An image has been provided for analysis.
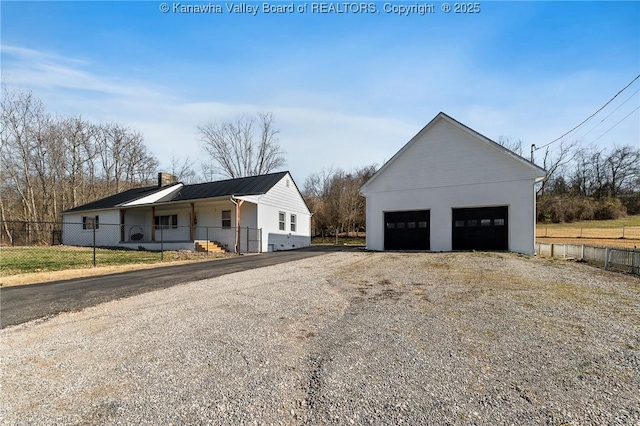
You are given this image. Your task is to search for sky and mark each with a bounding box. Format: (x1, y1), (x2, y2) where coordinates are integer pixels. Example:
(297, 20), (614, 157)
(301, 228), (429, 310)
(1, 0), (639, 186)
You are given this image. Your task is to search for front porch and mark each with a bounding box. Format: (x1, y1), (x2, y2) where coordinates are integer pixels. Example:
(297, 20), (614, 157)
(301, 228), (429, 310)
(117, 198), (261, 253)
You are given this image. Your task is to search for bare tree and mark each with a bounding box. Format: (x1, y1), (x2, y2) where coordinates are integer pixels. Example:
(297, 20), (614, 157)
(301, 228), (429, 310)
(535, 140), (578, 196)
(198, 112), (286, 179)
(605, 145), (640, 197)
(497, 136), (525, 157)
(166, 153), (199, 184)
(0, 87), (160, 241)
(303, 165), (377, 236)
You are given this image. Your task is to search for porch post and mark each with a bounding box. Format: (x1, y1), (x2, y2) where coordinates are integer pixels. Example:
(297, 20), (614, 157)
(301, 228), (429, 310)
(236, 200), (244, 254)
(151, 206), (156, 242)
(120, 209), (126, 242)
(190, 202), (195, 241)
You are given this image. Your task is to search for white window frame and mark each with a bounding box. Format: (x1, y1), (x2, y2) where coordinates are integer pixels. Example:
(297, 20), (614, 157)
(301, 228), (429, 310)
(290, 214), (296, 232)
(221, 210), (231, 228)
(279, 211), (286, 231)
(82, 215), (99, 230)
(155, 214), (178, 230)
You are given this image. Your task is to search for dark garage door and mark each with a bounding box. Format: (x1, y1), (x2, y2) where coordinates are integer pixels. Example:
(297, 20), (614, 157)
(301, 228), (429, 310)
(452, 206), (508, 251)
(384, 210), (430, 250)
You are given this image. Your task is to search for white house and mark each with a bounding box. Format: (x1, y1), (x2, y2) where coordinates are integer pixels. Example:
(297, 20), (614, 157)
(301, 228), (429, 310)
(360, 112), (546, 255)
(61, 171), (311, 253)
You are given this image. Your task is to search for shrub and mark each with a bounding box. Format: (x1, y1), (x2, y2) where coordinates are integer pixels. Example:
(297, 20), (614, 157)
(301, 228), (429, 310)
(537, 195), (626, 223)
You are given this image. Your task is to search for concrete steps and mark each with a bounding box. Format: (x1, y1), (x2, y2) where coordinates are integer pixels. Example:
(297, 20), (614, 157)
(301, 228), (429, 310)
(194, 240), (227, 253)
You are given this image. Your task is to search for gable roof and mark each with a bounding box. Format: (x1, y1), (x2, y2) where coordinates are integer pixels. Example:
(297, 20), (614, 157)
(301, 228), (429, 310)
(163, 171), (288, 202)
(62, 185), (160, 213)
(63, 171), (290, 214)
(361, 112), (547, 193)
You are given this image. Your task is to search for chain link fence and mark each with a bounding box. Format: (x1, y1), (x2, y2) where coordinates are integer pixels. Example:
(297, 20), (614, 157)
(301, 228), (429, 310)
(535, 242), (640, 275)
(1, 221), (262, 277)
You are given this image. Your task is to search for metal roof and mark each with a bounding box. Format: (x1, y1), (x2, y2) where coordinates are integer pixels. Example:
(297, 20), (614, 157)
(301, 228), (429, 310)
(62, 185), (158, 213)
(62, 172), (289, 213)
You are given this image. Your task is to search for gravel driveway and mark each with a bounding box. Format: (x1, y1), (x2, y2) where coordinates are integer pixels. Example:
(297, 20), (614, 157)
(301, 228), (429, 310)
(1, 252), (639, 425)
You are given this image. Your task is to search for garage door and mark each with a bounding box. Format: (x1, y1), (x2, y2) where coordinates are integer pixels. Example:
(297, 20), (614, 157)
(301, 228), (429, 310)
(384, 210), (430, 250)
(452, 206), (508, 251)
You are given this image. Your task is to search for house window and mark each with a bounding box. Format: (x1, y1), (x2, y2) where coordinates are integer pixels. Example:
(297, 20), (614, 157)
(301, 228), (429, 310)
(279, 212), (286, 231)
(481, 219), (491, 227)
(494, 218), (505, 226)
(290, 214), (296, 232)
(454, 220), (465, 228)
(221, 210), (231, 228)
(155, 214), (178, 230)
(83, 215), (99, 230)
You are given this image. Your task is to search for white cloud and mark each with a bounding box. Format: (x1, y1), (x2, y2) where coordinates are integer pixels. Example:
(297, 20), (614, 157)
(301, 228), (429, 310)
(2, 44), (637, 185)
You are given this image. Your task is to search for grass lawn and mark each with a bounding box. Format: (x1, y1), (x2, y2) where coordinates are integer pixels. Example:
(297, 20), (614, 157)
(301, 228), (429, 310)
(311, 236), (366, 246)
(0, 246), (163, 276)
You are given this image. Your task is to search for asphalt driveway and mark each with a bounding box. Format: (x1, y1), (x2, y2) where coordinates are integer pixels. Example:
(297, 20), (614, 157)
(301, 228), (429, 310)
(0, 246), (351, 328)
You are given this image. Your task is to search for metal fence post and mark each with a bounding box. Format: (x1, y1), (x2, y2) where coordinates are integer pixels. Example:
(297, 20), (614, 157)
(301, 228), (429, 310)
(93, 226), (97, 267)
(160, 226), (164, 261)
(604, 247), (610, 271)
(581, 244), (585, 260)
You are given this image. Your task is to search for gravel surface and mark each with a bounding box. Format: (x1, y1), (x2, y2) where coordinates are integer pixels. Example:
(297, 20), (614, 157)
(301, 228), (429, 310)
(1, 252), (639, 425)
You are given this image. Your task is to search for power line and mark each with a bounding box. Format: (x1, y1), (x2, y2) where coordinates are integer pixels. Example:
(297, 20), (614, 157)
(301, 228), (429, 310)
(573, 87), (640, 141)
(535, 73), (640, 152)
(589, 105), (639, 144)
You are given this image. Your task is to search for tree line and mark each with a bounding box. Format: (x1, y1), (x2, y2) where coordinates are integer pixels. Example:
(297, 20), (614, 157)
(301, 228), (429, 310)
(2, 85), (637, 247)
(302, 165), (377, 237)
(1, 89), (159, 230)
(536, 143), (640, 222)
(499, 137), (640, 222)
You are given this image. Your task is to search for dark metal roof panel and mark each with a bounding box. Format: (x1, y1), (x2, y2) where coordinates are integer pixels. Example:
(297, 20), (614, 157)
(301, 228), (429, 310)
(62, 185), (158, 213)
(168, 171), (288, 202)
(61, 172), (289, 213)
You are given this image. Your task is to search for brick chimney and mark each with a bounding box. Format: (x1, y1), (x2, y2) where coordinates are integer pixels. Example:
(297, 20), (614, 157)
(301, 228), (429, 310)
(158, 172), (177, 188)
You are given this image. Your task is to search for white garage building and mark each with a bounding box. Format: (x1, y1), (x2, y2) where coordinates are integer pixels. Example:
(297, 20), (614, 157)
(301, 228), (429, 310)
(360, 112), (546, 255)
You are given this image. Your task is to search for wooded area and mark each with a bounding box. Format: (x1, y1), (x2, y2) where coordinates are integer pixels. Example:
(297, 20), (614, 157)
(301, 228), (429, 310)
(534, 143), (640, 222)
(302, 165), (377, 236)
(0, 89), (159, 227)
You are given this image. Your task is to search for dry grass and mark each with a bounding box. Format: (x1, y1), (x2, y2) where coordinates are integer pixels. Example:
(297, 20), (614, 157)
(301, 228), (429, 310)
(0, 252), (233, 287)
(536, 237), (639, 250)
(536, 215), (640, 249)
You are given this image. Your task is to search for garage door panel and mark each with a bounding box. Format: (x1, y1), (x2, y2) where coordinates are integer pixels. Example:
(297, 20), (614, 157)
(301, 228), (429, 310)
(384, 210), (430, 250)
(452, 206), (508, 251)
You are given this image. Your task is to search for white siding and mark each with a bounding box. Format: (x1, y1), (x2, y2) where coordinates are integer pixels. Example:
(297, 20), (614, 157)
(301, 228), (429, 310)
(366, 179), (536, 254)
(363, 115), (542, 255)
(256, 173), (311, 252)
(364, 119), (539, 193)
(62, 210), (120, 247)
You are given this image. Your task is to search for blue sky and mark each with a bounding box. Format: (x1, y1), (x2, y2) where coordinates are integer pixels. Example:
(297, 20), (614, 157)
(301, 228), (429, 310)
(2, 1), (639, 184)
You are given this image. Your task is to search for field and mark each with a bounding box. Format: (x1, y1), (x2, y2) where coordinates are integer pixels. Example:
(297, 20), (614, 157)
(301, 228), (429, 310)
(536, 215), (640, 249)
